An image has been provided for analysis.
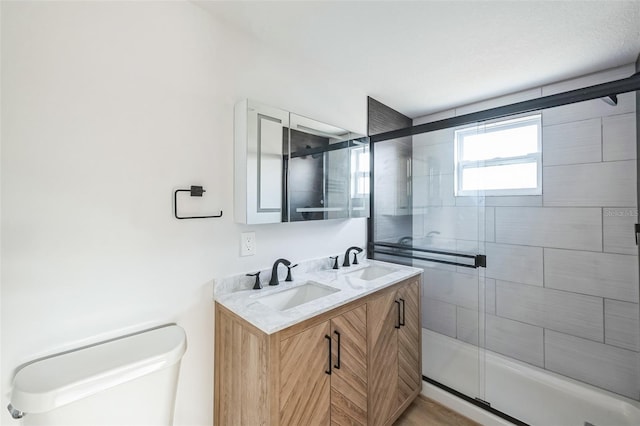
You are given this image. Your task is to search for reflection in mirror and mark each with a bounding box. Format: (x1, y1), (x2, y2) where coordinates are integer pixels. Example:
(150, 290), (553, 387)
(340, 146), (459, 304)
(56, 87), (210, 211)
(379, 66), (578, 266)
(287, 114), (365, 222)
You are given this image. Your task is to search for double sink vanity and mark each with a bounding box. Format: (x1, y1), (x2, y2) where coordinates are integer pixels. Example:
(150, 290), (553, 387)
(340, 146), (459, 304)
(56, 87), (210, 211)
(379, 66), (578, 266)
(214, 254), (423, 426)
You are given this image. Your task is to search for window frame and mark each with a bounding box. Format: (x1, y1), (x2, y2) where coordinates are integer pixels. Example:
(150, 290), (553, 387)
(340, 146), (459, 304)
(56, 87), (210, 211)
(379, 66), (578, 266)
(454, 113), (542, 197)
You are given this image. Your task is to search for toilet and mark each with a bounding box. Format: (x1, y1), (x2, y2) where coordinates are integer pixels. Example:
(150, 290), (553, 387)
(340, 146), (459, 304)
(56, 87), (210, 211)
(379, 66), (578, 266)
(7, 324), (187, 426)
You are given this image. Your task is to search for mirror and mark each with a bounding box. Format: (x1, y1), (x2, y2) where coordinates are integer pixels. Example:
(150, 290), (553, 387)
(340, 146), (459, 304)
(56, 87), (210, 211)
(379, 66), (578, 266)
(235, 100), (369, 224)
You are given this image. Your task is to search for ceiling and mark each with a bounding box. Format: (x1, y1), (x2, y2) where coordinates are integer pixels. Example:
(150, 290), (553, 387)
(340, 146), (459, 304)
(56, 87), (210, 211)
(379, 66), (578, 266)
(199, 1), (640, 118)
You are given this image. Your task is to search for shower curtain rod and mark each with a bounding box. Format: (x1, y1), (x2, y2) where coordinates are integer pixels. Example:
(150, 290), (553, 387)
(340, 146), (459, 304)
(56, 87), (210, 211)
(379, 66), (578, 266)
(369, 71), (640, 143)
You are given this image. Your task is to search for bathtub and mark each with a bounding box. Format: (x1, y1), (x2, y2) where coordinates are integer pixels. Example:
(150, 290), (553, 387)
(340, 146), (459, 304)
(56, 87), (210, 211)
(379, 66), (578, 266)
(421, 329), (640, 426)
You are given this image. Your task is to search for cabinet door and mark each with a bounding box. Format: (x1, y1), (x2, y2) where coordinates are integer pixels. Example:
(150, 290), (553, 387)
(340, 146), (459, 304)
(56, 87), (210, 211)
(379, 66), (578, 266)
(331, 305), (367, 426)
(397, 280), (422, 406)
(367, 290), (399, 426)
(280, 321), (331, 426)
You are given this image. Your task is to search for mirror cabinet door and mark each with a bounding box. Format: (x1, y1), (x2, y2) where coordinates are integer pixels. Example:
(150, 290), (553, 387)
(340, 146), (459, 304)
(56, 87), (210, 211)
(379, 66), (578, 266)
(288, 114), (352, 222)
(235, 100), (370, 224)
(236, 100), (289, 224)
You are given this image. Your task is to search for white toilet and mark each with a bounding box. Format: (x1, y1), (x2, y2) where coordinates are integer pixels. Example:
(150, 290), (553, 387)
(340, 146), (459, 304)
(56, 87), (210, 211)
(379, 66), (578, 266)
(7, 324), (187, 426)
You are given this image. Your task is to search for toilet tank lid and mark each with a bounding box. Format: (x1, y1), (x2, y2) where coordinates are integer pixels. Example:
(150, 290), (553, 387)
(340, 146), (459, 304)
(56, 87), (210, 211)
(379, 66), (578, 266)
(9, 324), (187, 414)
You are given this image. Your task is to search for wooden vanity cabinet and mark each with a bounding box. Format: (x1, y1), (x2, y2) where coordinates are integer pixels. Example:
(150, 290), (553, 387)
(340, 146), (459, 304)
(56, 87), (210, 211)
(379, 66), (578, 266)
(214, 277), (420, 426)
(367, 279), (421, 426)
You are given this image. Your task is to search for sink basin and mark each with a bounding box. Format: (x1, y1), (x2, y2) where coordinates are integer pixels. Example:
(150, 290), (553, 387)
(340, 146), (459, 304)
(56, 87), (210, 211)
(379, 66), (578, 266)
(345, 265), (397, 281)
(257, 282), (340, 311)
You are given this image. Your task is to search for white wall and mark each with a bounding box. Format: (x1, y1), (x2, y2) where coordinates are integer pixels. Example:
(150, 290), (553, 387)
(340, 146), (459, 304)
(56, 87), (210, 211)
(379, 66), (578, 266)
(0, 2), (367, 425)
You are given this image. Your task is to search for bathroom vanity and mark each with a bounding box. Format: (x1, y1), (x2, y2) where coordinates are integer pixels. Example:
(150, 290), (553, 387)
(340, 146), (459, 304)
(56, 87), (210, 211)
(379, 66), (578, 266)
(214, 260), (422, 426)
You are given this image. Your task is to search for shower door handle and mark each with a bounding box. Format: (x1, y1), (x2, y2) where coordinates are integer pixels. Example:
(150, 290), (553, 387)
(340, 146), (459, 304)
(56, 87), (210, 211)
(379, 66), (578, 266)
(635, 224), (639, 245)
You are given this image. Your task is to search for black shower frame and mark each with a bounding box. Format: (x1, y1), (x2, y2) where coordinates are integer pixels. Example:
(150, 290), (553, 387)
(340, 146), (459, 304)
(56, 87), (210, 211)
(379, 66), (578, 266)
(365, 70), (640, 424)
(367, 71), (640, 261)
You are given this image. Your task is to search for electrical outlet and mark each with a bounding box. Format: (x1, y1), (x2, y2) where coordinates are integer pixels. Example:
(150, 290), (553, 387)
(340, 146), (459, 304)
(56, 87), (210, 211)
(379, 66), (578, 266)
(240, 232), (256, 256)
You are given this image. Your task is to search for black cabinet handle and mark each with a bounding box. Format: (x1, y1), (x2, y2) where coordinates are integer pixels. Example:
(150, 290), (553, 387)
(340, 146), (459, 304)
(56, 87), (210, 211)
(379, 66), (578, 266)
(395, 300), (401, 329)
(325, 335), (332, 375)
(334, 330), (341, 369)
(399, 298), (406, 327)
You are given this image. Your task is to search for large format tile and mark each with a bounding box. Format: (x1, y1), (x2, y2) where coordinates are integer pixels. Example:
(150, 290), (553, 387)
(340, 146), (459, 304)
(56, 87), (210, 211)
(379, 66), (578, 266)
(603, 113), (636, 161)
(422, 297), (456, 338)
(545, 330), (639, 400)
(543, 160), (636, 207)
(456, 306), (479, 346)
(485, 243), (543, 286)
(495, 207), (602, 251)
(486, 314), (544, 367)
(604, 208), (639, 255)
(413, 141), (454, 174)
(605, 299), (640, 351)
(496, 280), (603, 342)
(542, 92), (635, 127)
(543, 118), (601, 166)
(423, 268), (479, 310)
(485, 278), (496, 315)
(544, 249), (639, 303)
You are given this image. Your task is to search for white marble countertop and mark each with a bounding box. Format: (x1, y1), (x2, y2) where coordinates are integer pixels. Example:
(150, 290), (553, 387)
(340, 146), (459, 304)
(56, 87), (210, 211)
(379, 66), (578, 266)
(215, 259), (422, 335)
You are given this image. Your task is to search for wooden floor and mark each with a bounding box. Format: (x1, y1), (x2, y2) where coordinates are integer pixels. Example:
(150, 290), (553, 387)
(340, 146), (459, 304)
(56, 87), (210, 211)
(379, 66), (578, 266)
(394, 395), (481, 426)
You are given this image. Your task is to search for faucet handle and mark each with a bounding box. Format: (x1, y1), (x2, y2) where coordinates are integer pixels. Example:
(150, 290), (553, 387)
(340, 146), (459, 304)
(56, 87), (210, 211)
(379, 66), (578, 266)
(285, 264), (298, 282)
(352, 251), (360, 265)
(329, 256), (339, 270)
(246, 272), (262, 290)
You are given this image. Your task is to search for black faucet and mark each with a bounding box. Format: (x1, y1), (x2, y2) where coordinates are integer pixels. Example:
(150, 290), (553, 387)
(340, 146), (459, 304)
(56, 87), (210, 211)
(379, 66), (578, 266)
(330, 256), (339, 270)
(342, 246), (363, 267)
(246, 272), (262, 290)
(269, 258), (291, 286)
(285, 264), (298, 282)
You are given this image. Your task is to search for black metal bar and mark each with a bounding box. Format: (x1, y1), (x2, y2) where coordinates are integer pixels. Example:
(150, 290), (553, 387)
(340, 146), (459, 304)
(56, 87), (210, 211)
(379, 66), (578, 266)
(334, 330), (341, 369)
(370, 72), (640, 143)
(373, 249), (478, 269)
(399, 298), (406, 326)
(394, 300), (401, 329)
(173, 186), (223, 220)
(367, 130), (375, 260)
(475, 254), (487, 268)
(325, 335), (332, 375)
(422, 376), (530, 426)
(372, 241), (476, 259)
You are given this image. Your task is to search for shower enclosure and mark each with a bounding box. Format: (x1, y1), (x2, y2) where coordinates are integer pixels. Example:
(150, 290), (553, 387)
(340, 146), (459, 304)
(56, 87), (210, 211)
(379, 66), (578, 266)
(367, 65), (640, 425)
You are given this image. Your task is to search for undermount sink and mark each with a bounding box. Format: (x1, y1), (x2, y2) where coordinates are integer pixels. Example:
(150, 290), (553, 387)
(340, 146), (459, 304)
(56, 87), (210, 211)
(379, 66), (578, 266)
(257, 282), (340, 311)
(345, 265), (397, 281)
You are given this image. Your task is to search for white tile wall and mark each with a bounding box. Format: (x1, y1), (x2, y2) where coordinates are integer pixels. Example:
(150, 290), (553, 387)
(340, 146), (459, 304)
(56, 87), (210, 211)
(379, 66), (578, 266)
(545, 330), (639, 400)
(542, 92), (635, 127)
(422, 297), (456, 337)
(542, 118), (601, 166)
(485, 243), (543, 286)
(495, 207), (602, 250)
(603, 208), (639, 255)
(604, 299), (640, 351)
(544, 249), (639, 303)
(496, 280), (603, 342)
(456, 306), (479, 346)
(414, 64), (638, 400)
(603, 113), (636, 161)
(486, 314), (544, 367)
(485, 278), (496, 315)
(543, 160), (636, 207)
(423, 268), (478, 310)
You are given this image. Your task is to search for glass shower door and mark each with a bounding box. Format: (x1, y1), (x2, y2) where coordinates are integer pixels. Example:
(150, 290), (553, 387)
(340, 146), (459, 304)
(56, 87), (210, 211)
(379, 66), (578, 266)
(370, 126), (488, 404)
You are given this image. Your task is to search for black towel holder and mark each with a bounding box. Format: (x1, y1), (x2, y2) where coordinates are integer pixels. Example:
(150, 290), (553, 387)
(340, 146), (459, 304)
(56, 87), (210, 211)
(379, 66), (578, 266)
(173, 186), (223, 220)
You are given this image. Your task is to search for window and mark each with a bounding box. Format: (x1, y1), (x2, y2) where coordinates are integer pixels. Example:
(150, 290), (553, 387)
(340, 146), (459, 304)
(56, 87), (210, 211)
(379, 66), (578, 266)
(351, 146), (370, 198)
(454, 114), (542, 196)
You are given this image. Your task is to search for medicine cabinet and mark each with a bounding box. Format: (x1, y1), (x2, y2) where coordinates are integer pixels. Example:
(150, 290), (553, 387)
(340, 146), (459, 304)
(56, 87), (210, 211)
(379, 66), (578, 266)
(234, 100), (369, 224)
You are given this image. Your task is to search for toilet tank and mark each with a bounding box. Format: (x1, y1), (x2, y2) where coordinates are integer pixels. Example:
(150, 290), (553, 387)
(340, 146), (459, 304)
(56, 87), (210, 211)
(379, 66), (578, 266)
(8, 324), (187, 426)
